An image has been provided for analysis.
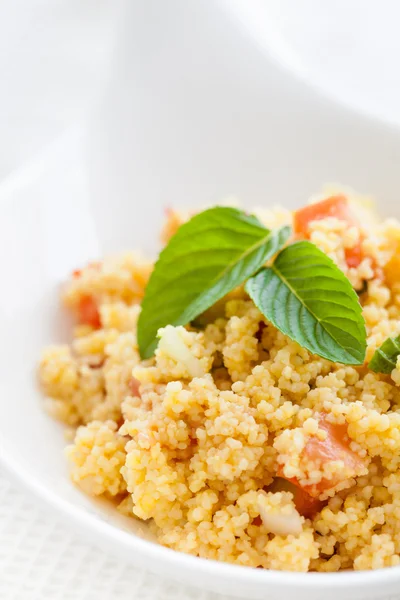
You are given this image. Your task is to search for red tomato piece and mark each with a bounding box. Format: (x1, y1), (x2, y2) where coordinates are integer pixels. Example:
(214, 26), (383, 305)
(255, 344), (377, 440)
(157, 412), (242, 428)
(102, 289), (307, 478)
(78, 295), (101, 328)
(293, 195), (353, 235)
(291, 485), (325, 519)
(293, 195), (363, 268)
(345, 244), (363, 269)
(268, 477), (324, 518)
(279, 415), (366, 499)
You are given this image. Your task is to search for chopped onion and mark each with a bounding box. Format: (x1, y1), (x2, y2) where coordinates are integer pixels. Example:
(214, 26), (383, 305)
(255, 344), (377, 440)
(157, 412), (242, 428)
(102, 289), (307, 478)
(259, 501), (303, 537)
(158, 326), (204, 378)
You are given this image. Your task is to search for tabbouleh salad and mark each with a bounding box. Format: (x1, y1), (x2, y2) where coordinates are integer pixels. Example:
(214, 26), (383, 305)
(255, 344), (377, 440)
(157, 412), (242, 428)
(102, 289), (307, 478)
(39, 187), (400, 572)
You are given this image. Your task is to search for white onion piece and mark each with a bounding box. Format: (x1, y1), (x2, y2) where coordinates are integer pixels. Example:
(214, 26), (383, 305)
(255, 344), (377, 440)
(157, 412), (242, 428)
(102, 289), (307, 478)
(158, 326), (204, 378)
(259, 502), (303, 537)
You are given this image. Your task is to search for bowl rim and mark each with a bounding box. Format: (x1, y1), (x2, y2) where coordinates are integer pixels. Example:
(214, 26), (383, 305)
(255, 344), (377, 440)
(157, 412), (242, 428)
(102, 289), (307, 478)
(3, 446), (400, 590)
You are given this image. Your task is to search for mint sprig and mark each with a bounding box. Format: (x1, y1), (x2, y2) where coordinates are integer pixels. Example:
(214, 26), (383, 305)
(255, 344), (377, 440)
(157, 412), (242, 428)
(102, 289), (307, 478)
(137, 207), (291, 359)
(245, 241), (367, 365)
(369, 335), (400, 374)
(137, 207), (367, 365)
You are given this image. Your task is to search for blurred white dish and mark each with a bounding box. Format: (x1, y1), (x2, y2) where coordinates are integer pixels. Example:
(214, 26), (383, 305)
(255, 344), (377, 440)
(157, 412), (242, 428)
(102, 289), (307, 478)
(223, 0), (400, 128)
(2, 2), (400, 599)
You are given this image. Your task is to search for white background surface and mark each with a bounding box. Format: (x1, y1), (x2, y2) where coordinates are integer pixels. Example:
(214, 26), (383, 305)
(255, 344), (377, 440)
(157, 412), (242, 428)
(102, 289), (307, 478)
(0, 0), (121, 181)
(2, 1), (400, 598)
(3, 0), (400, 183)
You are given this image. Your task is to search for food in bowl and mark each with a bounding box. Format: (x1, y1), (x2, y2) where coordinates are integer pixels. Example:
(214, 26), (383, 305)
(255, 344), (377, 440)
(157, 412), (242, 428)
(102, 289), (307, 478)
(38, 188), (400, 572)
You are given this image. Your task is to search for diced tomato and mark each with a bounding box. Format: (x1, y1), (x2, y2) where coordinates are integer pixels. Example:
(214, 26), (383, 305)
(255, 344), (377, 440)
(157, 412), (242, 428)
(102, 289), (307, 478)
(78, 295), (101, 328)
(293, 486), (325, 518)
(128, 377), (141, 398)
(294, 195), (352, 235)
(344, 244), (363, 269)
(268, 477), (324, 518)
(278, 415), (366, 499)
(293, 195), (363, 268)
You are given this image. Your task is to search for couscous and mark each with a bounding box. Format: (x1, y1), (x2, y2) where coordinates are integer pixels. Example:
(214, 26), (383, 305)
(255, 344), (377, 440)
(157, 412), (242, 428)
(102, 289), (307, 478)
(39, 188), (400, 572)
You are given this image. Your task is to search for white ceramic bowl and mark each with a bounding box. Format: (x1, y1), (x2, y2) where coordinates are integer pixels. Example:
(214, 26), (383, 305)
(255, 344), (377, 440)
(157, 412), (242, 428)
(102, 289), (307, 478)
(3, 1), (400, 599)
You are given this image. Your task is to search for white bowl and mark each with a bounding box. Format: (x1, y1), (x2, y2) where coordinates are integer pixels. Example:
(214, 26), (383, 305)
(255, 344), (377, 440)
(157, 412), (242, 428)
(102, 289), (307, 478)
(2, 2), (400, 599)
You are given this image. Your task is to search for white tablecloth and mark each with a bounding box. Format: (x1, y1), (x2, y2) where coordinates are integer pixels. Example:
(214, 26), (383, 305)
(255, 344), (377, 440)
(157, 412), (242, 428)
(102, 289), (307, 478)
(0, 466), (230, 600)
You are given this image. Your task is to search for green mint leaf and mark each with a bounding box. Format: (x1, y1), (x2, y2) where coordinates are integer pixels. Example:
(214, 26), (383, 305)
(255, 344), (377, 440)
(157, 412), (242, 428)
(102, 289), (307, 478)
(245, 240), (367, 365)
(369, 335), (400, 374)
(138, 207), (291, 359)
